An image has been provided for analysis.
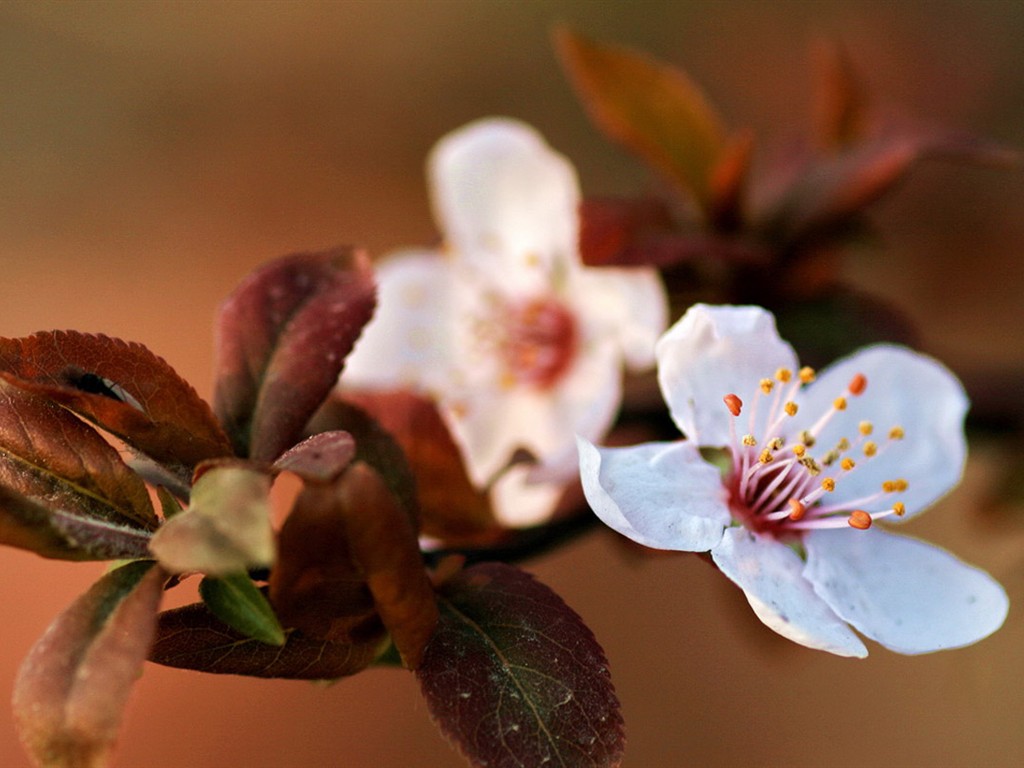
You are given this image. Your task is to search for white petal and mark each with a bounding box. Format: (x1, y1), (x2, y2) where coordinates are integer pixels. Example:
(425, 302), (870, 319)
(342, 249), (454, 391)
(577, 437), (730, 551)
(429, 118), (580, 292)
(804, 527), (1008, 654)
(656, 304), (798, 446)
(794, 344), (968, 519)
(489, 464), (566, 528)
(444, 334), (624, 488)
(711, 527), (868, 657)
(440, 386), (544, 488)
(573, 266), (668, 371)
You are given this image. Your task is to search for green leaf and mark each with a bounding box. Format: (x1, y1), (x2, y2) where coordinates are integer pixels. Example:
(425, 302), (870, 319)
(556, 27), (727, 214)
(417, 562), (624, 768)
(199, 573), (285, 646)
(148, 465), (274, 576)
(13, 561), (165, 768)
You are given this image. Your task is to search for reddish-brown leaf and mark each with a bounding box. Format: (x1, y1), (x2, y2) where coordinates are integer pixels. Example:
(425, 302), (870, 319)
(13, 560), (165, 768)
(0, 331), (232, 474)
(273, 430), (356, 483)
(707, 129), (755, 232)
(149, 599), (384, 679)
(340, 391), (498, 543)
(417, 562), (624, 768)
(812, 39), (869, 151)
(0, 485), (151, 561)
(213, 249), (376, 462)
(761, 131), (1021, 243)
(556, 27), (726, 214)
(335, 462), (438, 669)
(306, 397), (419, 522)
(269, 480), (377, 639)
(0, 379), (157, 531)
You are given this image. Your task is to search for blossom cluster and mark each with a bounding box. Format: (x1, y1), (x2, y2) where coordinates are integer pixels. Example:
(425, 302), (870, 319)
(353, 119), (1007, 657)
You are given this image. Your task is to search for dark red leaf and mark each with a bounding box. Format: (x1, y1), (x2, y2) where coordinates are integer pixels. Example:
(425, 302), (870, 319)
(273, 430), (356, 483)
(339, 391), (498, 543)
(0, 379), (157, 532)
(335, 462), (438, 669)
(149, 599), (384, 679)
(556, 27), (726, 214)
(760, 131), (1021, 243)
(0, 331), (232, 474)
(417, 562), (624, 768)
(0, 485), (151, 561)
(269, 480), (377, 640)
(307, 397), (419, 523)
(213, 248), (376, 462)
(13, 561), (165, 768)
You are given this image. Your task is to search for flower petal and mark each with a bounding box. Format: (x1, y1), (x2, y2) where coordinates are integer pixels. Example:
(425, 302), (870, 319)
(577, 437), (729, 551)
(711, 527), (868, 657)
(342, 249), (454, 392)
(444, 334), (623, 488)
(573, 266), (668, 371)
(488, 465), (566, 528)
(429, 117), (580, 292)
(803, 527), (1008, 654)
(794, 344), (968, 519)
(656, 304), (798, 446)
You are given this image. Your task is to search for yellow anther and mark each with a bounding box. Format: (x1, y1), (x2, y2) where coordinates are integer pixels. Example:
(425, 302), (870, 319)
(724, 393), (743, 417)
(848, 510), (873, 530)
(768, 437), (784, 451)
(800, 457), (822, 476)
(820, 477), (836, 492)
(841, 457), (856, 471)
(859, 421), (874, 436)
(889, 426), (905, 440)
(787, 499), (807, 521)
(882, 479), (909, 493)
(784, 401), (799, 417)
(799, 366), (816, 384)
(835, 437), (850, 452)
(760, 378), (774, 395)
(848, 373), (867, 396)
(799, 430), (816, 448)
(863, 441), (878, 457)
(776, 367), (793, 383)
(822, 450), (839, 466)
(742, 434), (757, 446)
(893, 502), (906, 517)
(792, 444), (807, 458)
(833, 396), (848, 411)
(758, 449), (774, 464)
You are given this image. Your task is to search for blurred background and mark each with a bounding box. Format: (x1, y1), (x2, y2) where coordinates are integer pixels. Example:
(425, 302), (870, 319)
(1, 1), (1022, 766)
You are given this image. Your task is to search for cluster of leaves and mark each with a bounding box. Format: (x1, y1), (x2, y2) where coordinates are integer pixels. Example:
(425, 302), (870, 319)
(0, 249), (623, 768)
(557, 29), (1016, 368)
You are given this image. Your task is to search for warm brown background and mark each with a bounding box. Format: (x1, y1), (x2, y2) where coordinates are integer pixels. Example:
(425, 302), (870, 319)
(2, 2), (1023, 766)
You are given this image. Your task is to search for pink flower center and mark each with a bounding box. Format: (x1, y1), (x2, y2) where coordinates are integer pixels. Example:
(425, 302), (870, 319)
(721, 366), (908, 539)
(497, 296), (579, 390)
